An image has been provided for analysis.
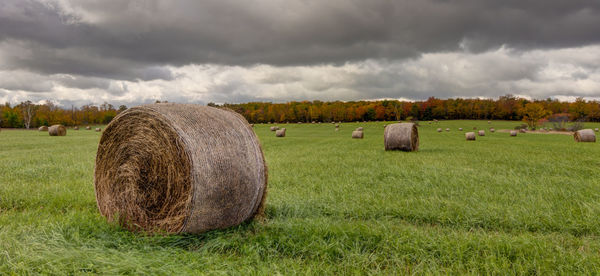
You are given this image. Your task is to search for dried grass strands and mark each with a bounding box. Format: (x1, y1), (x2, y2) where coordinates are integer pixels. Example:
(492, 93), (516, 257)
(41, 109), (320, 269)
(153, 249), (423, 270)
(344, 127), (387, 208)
(384, 123), (418, 152)
(39, 126), (48, 131)
(48, 125), (66, 136)
(465, 132), (476, 140)
(94, 103), (267, 234)
(352, 130), (363, 139)
(574, 129), (596, 142)
(275, 128), (286, 137)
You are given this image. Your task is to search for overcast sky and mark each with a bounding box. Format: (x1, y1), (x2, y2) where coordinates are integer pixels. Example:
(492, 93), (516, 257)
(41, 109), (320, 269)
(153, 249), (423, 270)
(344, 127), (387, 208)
(1, 0), (599, 106)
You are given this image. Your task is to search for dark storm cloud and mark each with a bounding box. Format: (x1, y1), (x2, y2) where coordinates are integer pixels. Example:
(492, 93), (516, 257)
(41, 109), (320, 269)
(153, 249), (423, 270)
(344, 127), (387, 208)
(1, 0), (600, 78)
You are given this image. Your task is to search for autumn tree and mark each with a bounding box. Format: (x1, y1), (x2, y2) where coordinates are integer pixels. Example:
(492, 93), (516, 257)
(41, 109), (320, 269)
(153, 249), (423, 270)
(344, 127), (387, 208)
(519, 102), (551, 129)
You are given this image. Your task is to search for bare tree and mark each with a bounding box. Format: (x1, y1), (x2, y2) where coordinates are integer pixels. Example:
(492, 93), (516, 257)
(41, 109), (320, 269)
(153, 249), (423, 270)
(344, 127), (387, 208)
(20, 101), (35, 129)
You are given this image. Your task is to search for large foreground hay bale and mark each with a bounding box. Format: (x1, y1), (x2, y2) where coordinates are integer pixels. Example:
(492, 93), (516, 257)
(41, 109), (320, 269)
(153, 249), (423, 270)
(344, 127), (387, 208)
(510, 130), (517, 136)
(384, 123), (418, 152)
(275, 128), (286, 137)
(94, 103), (267, 234)
(465, 132), (476, 140)
(39, 126), (48, 131)
(574, 129), (596, 142)
(352, 130), (363, 139)
(478, 130), (485, 136)
(48, 125), (66, 136)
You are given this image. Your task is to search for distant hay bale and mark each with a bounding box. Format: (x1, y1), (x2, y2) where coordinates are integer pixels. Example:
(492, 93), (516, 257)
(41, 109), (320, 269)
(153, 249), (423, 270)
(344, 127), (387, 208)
(490, 128), (495, 133)
(458, 128), (463, 131)
(95, 128), (102, 132)
(574, 129), (596, 142)
(356, 127), (363, 131)
(335, 123), (339, 128)
(478, 130), (485, 136)
(74, 126), (79, 130)
(86, 126), (91, 130)
(519, 129), (526, 133)
(39, 126), (48, 131)
(275, 128), (286, 137)
(94, 103), (267, 234)
(488, 121), (491, 124)
(270, 126), (279, 131)
(437, 128), (442, 132)
(48, 125), (66, 136)
(510, 130), (517, 136)
(465, 132), (476, 140)
(445, 128), (450, 132)
(352, 130), (363, 139)
(595, 128), (599, 132)
(384, 123), (418, 152)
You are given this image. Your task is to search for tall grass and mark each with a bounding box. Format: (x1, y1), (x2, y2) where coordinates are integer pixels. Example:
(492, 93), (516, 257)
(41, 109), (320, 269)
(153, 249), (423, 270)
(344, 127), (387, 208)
(1, 121), (600, 274)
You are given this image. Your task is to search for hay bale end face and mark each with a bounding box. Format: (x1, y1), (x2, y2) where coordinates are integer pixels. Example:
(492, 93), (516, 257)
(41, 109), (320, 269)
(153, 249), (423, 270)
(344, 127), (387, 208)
(275, 128), (286, 137)
(465, 132), (476, 140)
(352, 130), (363, 139)
(510, 130), (517, 136)
(574, 129), (596, 142)
(48, 125), (66, 136)
(39, 126), (48, 131)
(478, 130), (485, 136)
(384, 123), (419, 152)
(94, 103), (267, 234)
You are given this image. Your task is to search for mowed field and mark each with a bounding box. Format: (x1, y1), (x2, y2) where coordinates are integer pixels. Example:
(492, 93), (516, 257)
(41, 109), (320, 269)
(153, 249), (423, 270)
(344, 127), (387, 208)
(1, 120), (600, 274)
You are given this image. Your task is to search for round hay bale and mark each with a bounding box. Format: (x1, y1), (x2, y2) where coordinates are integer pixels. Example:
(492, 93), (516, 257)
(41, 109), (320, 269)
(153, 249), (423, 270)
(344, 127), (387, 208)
(384, 123), (418, 152)
(478, 130), (485, 136)
(458, 128), (463, 131)
(94, 103), (267, 234)
(39, 126), (48, 131)
(519, 129), (526, 133)
(48, 125), (66, 136)
(95, 128), (102, 132)
(465, 132), (476, 140)
(445, 128), (450, 132)
(574, 129), (596, 142)
(356, 127), (363, 131)
(595, 128), (599, 132)
(86, 126), (91, 130)
(351, 130), (363, 139)
(510, 130), (517, 136)
(437, 128), (442, 132)
(488, 121), (491, 124)
(490, 128), (495, 133)
(269, 126), (279, 131)
(275, 128), (286, 137)
(74, 126), (79, 130)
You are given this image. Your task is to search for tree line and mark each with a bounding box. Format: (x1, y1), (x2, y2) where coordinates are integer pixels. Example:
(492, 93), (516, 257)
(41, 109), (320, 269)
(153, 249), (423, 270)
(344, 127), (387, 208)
(1, 95), (599, 129)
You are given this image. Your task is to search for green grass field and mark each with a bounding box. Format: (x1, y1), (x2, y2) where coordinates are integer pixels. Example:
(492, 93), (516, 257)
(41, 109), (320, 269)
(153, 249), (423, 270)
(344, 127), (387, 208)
(1, 120), (600, 274)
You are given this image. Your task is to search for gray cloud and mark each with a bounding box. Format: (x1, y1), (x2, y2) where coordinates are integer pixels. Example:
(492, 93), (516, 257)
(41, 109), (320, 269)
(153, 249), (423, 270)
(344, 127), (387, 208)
(0, 0), (599, 105)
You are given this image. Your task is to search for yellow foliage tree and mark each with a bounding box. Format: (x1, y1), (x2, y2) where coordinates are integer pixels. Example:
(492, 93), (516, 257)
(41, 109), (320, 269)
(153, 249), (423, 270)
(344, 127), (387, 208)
(519, 103), (551, 129)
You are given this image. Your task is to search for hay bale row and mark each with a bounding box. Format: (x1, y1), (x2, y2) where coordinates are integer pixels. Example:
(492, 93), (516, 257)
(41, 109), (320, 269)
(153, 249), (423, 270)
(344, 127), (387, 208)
(384, 123), (418, 152)
(48, 125), (66, 136)
(574, 129), (596, 142)
(94, 104), (267, 234)
(275, 128), (286, 137)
